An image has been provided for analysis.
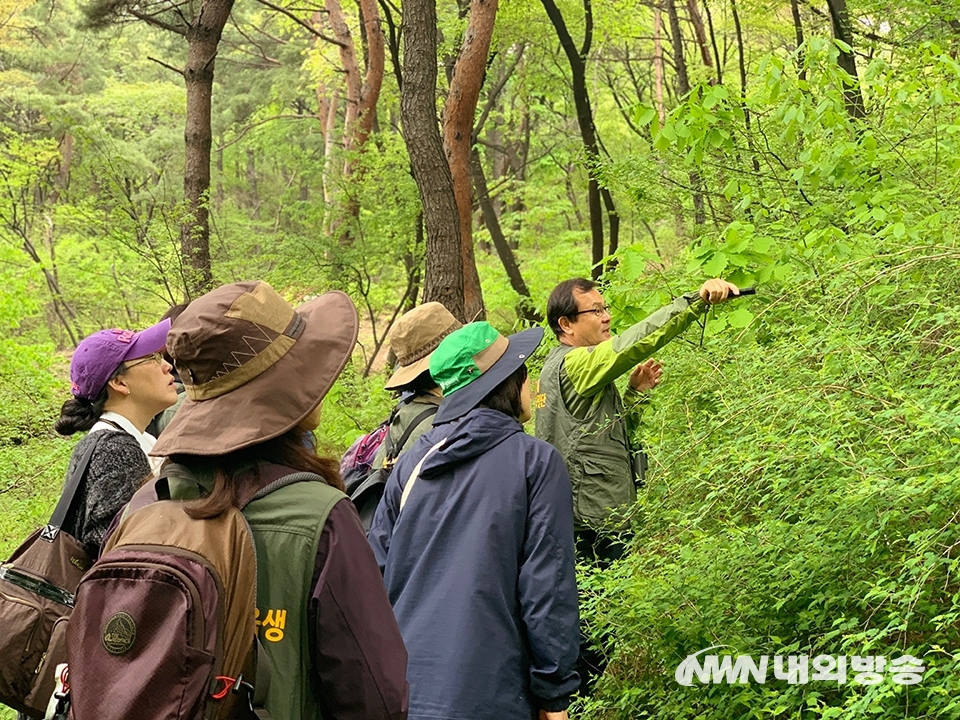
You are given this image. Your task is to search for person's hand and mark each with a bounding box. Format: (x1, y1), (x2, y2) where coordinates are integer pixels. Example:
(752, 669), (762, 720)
(629, 358), (662, 392)
(538, 711), (569, 720)
(699, 278), (740, 304)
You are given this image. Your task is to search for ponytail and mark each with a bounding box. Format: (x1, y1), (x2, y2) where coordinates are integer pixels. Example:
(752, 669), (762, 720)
(55, 386), (109, 436)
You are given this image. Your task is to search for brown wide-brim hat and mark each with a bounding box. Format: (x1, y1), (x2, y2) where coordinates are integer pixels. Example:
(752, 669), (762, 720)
(151, 281), (358, 457)
(384, 302), (462, 391)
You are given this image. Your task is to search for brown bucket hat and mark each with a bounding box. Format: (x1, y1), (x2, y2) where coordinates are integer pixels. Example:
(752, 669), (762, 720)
(151, 281), (359, 457)
(384, 302), (462, 390)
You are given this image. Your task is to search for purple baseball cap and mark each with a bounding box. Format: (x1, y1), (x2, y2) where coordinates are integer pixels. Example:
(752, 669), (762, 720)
(69, 318), (172, 400)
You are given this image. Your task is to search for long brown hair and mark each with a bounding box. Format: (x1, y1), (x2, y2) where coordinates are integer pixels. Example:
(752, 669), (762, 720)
(172, 423), (344, 519)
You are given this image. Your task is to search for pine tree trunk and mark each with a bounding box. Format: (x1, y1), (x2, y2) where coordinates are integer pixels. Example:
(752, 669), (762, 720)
(400, 0), (465, 320)
(442, 0), (495, 321)
(181, 0), (233, 297)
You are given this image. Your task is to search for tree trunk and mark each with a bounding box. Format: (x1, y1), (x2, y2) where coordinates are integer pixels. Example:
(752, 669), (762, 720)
(730, 0), (760, 172)
(686, 0), (713, 70)
(703, 0), (722, 84)
(324, 0), (384, 244)
(355, 0), (384, 149)
(181, 0), (233, 298)
(215, 138), (224, 208)
(825, 0), (866, 118)
(319, 87), (340, 211)
(470, 147), (541, 323)
(405, 212), (424, 313)
(665, 0), (690, 95)
(246, 149), (260, 217)
(326, 0), (362, 153)
(665, 0), (705, 226)
(326, 0), (384, 158)
(790, 0), (806, 81)
(400, 0), (465, 321)
(540, 0), (618, 279)
(312, 11), (338, 213)
(378, 0), (403, 88)
(654, 6), (666, 125)
(442, 0), (495, 321)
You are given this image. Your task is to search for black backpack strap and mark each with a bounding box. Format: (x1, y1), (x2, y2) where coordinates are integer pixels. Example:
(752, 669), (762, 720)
(374, 401), (404, 455)
(244, 637), (274, 719)
(44, 431), (112, 540)
(384, 405), (439, 465)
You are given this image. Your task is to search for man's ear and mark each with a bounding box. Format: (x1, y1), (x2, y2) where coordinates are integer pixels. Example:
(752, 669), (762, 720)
(557, 315), (575, 336)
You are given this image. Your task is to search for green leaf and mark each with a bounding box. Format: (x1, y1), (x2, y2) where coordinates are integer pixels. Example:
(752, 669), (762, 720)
(727, 307), (754, 328)
(633, 105), (657, 127)
(701, 251), (728, 275)
(751, 236), (772, 254)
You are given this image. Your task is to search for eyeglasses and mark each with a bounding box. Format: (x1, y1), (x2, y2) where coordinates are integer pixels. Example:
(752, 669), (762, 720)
(123, 352), (165, 370)
(572, 305), (610, 319)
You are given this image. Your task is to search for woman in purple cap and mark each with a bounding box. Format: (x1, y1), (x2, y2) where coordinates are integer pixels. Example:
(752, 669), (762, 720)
(54, 319), (179, 556)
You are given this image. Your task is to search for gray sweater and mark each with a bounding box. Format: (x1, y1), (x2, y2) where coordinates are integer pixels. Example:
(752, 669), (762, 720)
(62, 430), (151, 555)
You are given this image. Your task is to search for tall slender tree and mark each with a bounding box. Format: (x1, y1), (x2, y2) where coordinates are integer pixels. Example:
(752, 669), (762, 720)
(825, 0), (866, 118)
(540, 0), (619, 278)
(665, 0), (706, 225)
(81, 0), (235, 297)
(400, 0), (465, 320)
(321, 0), (385, 243)
(442, 0), (498, 321)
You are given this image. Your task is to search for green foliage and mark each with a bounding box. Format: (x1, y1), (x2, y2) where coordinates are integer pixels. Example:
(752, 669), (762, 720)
(578, 247), (960, 718)
(579, 31), (960, 719)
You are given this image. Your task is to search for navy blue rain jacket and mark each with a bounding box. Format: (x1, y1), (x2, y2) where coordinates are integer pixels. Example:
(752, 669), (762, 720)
(368, 408), (580, 720)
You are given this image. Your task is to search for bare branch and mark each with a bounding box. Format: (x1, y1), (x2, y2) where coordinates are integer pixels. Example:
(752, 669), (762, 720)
(224, 17), (282, 65)
(218, 114), (317, 150)
(472, 44), (526, 141)
(254, 0), (346, 46)
(148, 55), (185, 76)
(129, 8), (188, 34)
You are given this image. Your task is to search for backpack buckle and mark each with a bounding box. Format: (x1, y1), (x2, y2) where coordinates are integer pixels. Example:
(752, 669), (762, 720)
(211, 674), (257, 704)
(210, 675), (240, 700)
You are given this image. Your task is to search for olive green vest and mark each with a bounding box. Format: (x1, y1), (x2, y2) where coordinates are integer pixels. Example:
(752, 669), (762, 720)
(244, 481), (343, 720)
(536, 344), (635, 530)
(162, 466), (342, 720)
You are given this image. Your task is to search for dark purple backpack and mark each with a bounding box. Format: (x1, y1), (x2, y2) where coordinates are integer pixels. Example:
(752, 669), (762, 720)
(339, 421), (391, 490)
(343, 404), (437, 531)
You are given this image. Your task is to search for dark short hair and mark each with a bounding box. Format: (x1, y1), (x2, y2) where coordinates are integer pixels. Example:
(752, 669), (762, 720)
(546, 278), (597, 339)
(478, 364), (528, 419)
(161, 303), (190, 324)
(396, 369), (440, 395)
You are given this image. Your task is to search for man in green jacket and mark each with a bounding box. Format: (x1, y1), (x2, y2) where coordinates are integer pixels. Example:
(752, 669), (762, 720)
(535, 277), (739, 563)
(536, 276), (739, 696)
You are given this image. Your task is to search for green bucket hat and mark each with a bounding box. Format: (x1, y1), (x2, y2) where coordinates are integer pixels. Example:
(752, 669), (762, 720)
(431, 322), (544, 425)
